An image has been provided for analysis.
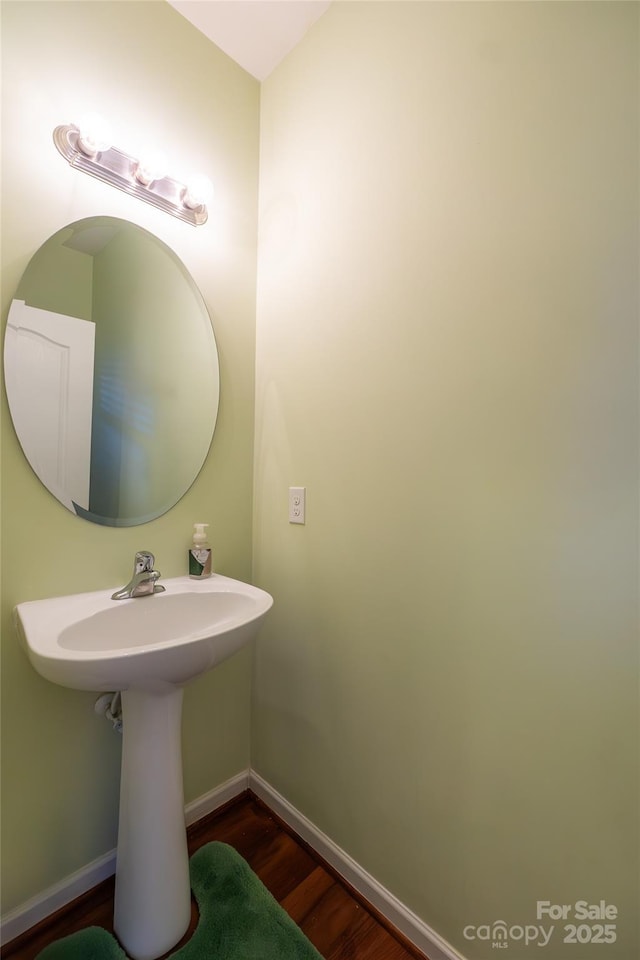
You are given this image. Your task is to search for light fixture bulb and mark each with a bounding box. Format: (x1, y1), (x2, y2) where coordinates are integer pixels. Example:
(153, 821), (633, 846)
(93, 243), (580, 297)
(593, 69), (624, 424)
(54, 121), (208, 225)
(135, 151), (169, 186)
(76, 113), (112, 157)
(183, 174), (214, 210)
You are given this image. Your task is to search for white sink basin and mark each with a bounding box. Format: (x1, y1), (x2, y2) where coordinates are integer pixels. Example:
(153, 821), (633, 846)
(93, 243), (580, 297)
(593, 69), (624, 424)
(14, 572), (273, 960)
(15, 574), (273, 693)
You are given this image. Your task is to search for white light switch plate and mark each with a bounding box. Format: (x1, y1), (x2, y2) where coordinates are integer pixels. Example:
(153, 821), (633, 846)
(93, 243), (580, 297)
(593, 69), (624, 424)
(288, 486), (306, 524)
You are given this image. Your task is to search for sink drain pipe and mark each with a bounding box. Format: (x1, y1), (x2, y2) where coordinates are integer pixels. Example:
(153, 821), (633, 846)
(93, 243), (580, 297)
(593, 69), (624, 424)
(95, 691), (123, 733)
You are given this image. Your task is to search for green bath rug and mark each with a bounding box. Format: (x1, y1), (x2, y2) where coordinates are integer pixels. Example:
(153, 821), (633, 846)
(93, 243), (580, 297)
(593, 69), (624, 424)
(36, 842), (322, 960)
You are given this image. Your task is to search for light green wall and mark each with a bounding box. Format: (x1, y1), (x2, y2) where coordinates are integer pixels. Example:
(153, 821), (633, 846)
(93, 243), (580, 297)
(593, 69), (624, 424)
(1, 1), (259, 913)
(15, 232), (93, 321)
(253, 3), (639, 959)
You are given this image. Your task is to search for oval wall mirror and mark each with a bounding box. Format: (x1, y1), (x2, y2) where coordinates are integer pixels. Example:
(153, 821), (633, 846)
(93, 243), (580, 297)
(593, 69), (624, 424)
(4, 217), (220, 526)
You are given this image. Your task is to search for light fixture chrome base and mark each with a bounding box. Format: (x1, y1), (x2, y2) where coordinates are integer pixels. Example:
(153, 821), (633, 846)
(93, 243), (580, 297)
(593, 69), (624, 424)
(53, 125), (208, 226)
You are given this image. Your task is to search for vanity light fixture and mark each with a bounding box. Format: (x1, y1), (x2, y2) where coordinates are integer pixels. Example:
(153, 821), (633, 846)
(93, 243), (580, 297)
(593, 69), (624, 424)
(53, 117), (213, 226)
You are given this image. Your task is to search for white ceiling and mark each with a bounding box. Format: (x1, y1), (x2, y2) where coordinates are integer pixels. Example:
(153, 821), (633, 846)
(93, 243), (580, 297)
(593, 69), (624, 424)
(168, 1), (332, 81)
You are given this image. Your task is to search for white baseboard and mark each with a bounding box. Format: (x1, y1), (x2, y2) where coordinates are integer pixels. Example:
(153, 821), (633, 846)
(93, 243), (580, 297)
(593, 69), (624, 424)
(184, 769), (250, 827)
(0, 770), (249, 946)
(0, 848), (117, 949)
(2, 768), (465, 960)
(249, 770), (467, 960)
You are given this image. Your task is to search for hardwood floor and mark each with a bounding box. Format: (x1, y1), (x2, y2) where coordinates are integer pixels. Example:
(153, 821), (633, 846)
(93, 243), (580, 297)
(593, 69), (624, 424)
(2, 792), (428, 960)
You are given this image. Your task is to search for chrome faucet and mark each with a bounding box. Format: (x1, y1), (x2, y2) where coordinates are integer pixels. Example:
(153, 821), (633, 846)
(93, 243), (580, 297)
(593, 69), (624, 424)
(111, 551), (166, 600)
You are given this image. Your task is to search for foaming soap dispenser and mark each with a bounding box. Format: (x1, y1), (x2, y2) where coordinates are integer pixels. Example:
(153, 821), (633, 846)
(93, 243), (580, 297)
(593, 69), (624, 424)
(189, 523), (212, 579)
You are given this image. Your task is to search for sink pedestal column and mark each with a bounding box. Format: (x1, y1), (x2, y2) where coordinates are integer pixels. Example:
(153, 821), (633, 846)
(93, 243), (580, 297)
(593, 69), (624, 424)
(114, 687), (191, 960)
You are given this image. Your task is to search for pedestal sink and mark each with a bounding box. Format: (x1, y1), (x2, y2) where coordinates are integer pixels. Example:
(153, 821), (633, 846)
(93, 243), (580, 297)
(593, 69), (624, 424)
(14, 574), (273, 960)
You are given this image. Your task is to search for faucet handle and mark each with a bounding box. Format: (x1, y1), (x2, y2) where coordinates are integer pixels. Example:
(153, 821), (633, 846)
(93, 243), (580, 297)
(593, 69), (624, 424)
(134, 551), (156, 574)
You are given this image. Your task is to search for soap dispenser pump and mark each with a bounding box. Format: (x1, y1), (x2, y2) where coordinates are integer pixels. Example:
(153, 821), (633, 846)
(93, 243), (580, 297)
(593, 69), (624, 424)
(189, 523), (212, 579)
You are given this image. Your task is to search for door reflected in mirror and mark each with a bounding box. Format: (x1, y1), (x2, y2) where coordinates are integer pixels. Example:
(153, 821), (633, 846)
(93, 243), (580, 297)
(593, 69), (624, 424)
(4, 217), (220, 526)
